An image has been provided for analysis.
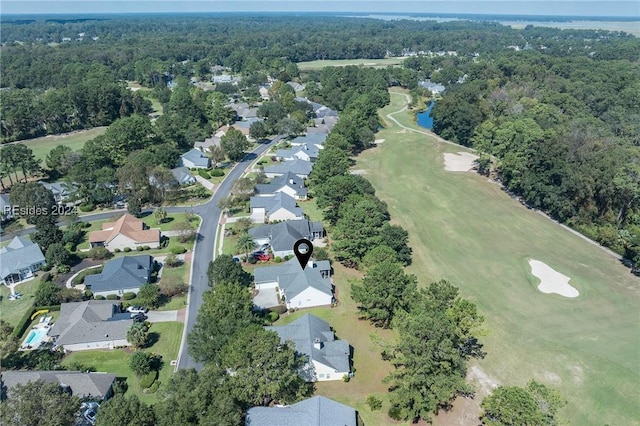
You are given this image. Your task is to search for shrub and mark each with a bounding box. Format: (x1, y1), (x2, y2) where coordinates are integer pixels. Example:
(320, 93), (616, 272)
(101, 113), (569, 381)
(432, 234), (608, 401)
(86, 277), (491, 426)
(163, 254), (181, 268)
(248, 256), (257, 264)
(210, 169), (225, 177)
(342, 374), (350, 382)
(267, 311), (279, 323)
(388, 406), (402, 421)
(170, 246), (187, 255)
(57, 265), (71, 274)
(284, 255), (293, 261)
(78, 203), (95, 212)
(139, 370), (158, 389)
(366, 395), (382, 411)
(122, 292), (136, 300)
(106, 294), (119, 300)
(114, 248), (121, 253)
(269, 305), (287, 315)
(84, 290), (93, 298)
(94, 295), (106, 300)
(274, 256), (282, 263)
(198, 170), (211, 179)
(89, 247), (112, 260)
(123, 247), (132, 252)
(40, 264), (52, 272)
(136, 246), (144, 251)
(41, 272), (52, 283)
(143, 246), (150, 250)
(145, 380), (161, 394)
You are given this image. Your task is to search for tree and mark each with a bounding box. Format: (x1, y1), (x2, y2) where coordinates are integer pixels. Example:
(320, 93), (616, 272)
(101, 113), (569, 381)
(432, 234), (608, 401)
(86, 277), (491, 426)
(154, 206), (167, 224)
(155, 367), (243, 426)
(220, 327), (311, 406)
(234, 217), (253, 234)
(351, 260), (417, 328)
(208, 145), (226, 165)
(309, 146), (350, 187)
(360, 245), (400, 271)
(314, 174), (375, 225)
(480, 381), (566, 426)
(9, 181), (57, 224)
(129, 351), (154, 377)
(377, 223), (412, 266)
(187, 281), (256, 363)
(0, 380), (79, 426)
(46, 145), (76, 175)
(0, 320), (19, 360)
(136, 283), (160, 309)
(34, 280), (61, 306)
(149, 167), (177, 203)
(207, 254), (251, 287)
(221, 128), (250, 162)
(276, 117), (305, 138)
(95, 394), (156, 426)
(33, 215), (63, 253)
(249, 120), (269, 140)
(127, 196), (142, 217)
(236, 232), (256, 261)
(127, 322), (150, 349)
(45, 242), (71, 269)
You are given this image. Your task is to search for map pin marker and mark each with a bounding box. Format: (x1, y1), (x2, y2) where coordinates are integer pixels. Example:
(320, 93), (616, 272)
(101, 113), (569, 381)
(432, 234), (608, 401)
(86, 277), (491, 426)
(293, 238), (314, 270)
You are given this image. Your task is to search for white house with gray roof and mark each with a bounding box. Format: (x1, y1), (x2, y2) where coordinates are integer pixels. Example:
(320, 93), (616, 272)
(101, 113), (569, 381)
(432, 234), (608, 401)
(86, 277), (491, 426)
(179, 148), (211, 169)
(170, 167), (196, 186)
(49, 300), (133, 351)
(249, 192), (304, 223)
(84, 255), (153, 298)
(39, 181), (77, 204)
(289, 133), (327, 148)
(245, 396), (357, 426)
(275, 142), (322, 163)
(254, 172), (308, 201)
(1, 371), (117, 401)
(264, 159), (313, 180)
(254, 258), (332, 309)
(267, 314), (350, 382)
(0, 236), (46, 286)
(249, 219), (324, 258)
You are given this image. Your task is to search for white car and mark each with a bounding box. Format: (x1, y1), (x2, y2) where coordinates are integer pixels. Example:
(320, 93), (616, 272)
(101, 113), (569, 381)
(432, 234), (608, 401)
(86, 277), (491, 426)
(126, 306), (148, 314)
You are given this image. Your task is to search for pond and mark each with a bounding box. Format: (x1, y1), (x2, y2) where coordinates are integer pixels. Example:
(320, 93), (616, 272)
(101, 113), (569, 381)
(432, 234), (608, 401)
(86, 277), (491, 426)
(416, 100), (435, 130)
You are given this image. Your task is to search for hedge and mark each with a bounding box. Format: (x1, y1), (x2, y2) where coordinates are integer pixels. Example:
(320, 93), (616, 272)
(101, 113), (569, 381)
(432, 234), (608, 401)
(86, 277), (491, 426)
(210, 169), (224, 177)
(12, 303), (36, 338)
(122, 292), (136, 300)
(198, 170), (211, 179)
(170, 246), (187, 254)
(123, 247), (132, 252)
(136, 246), (144, 251)
(95, 295), (106, 300)
(106, 294), (119, 300)
(269, 305), (287, 315)
(267, 311), (279, 322)
(78, 203), (95, 212)
(139, 370), (158, 389)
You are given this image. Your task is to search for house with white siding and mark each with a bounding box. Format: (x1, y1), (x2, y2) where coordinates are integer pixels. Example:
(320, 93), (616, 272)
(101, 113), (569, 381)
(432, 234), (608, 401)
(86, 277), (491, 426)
(0, 236), (46, 286)
(249, 192), (304, 223)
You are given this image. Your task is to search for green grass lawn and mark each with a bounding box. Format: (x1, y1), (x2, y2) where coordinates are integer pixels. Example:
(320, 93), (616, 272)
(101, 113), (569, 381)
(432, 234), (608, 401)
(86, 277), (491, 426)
(61, 321), (183, 404)
(0, 278), (40, 327)
(296, 57), (406, 71)
(352, 89), (640, 425)
(141, 212), (198, 232)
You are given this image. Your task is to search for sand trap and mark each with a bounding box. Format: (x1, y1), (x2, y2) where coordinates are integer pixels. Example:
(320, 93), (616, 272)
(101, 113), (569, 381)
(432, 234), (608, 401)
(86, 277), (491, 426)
(529, 259), (579, 298)
(443, 152), (479, 172)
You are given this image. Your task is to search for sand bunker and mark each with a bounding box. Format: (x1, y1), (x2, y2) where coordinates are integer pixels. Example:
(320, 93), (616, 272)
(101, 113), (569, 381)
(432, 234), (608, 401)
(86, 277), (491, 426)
(443, 152), (478, 172)
(529, 259), (579, 298)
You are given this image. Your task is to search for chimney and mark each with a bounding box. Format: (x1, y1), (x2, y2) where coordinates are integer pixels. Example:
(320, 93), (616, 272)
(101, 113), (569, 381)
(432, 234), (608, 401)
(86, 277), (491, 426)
(307, 260), (314, 269)
(313, 338), (323, 350)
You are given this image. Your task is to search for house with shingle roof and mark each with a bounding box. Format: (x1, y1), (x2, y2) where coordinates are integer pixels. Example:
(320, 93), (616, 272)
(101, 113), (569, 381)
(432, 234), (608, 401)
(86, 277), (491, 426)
(264, 159), (313, 180)
(254, 258), (332, 309)
(245, 395), (357, 425)
(249, 192), (304, 223)
(180, 148), (211, 169)
(0, 236), (46, 286)
(49, 300), (133, 351)
(84, 255), (153, 297)
(275, 142), (322, 163)
(171, 167), (197, 186)
(289, 133), (327, 148)
(255, 172), (308, 200)
(267, 314), (350, 382)
(249, 219), (324, 258)
(1, 371), (117, 401)
(39, 181), (77, 204)
(88, 214), (160, 252)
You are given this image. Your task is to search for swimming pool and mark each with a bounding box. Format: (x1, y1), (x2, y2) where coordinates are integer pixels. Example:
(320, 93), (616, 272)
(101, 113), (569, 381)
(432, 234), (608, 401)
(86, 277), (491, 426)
(24, 328), (49, 347)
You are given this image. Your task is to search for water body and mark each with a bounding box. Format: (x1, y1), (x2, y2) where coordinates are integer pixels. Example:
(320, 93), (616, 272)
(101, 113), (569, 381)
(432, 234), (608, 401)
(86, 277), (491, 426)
(416, 100), (435, 130)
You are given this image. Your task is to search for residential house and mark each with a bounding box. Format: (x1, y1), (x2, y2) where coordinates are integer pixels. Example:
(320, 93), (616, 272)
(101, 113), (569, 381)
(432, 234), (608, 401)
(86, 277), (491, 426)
(249, 192), (304, 223)
(264, 159), (313, 180)
(249, 219), (325, 258)
(171, 167), (197, 186)
(1, 371), (117, 401)
(39, 181), (77, 204)
(212, 74), (236, 84)
(254, 172), (308, 200)
(275, 142), (321, 163)
(229, 102), (258, 120)
(289, 133), (327, 148)
(88, 213), (161, 252)
(0, 236), (46, 286)
(295, 97), (338, 119)
(258, 86), (270, 100)
(245, 396), (357, 426)
(84, 255), (153, 298)
(49, 300), (134, 351)
(286, 81), (305, 92)
(0, 193), (13, 222)
(307, 116), (338, 134)
(179, 148), (211, 169)
(254, 258), (332, 309)
(419, 79), (446, 95)
(266, 314), (350, 382)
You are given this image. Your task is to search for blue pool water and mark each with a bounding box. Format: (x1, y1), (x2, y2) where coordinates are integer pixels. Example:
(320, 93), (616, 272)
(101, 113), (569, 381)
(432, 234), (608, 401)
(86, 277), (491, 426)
(25, 328), (48, 345)
(416, 100), (435, 130)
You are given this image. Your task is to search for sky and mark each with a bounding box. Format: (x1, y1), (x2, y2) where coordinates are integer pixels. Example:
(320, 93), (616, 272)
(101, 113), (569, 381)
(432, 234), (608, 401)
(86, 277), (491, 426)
(1, 0), (638, 17)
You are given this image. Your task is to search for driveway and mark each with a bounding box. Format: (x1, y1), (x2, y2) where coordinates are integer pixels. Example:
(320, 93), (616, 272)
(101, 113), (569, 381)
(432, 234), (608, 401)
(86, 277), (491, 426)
(146, 310), (179, 323)
(253, 288), (280, 310)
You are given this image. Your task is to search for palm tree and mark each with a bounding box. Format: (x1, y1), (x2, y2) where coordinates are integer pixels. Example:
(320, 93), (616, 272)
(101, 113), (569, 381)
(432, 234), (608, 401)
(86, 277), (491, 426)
(237, 231), (256, 262)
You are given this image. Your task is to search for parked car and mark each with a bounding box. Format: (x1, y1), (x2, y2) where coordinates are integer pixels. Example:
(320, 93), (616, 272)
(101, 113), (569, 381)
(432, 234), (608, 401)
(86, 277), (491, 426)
(131, 313), (147, 322)
(126, 306), (148, 314)
(259, 243), (270, 251)
(83, 408), (97, 425)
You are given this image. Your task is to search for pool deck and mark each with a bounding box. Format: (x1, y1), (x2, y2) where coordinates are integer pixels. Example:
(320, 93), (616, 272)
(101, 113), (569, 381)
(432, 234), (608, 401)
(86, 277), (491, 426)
(20, 316), (53, 350)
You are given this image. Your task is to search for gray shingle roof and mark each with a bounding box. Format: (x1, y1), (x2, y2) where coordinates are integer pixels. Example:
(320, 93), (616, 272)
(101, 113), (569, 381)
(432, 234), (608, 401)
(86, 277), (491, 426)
(84, 255), (152, 293)
(255, 172), (307, 198)
(254, 258), (331, 300)
(249, 193), (303, 218)
(49, 300), (133, 346)
(264, 159), (313, 178)
(171, 167), (195, 185)
(290, 133), (327, 146)
(245, 395), (356, 426)
(249, 220), (324, 254)
(0, 236), (45, 279)
(180, 148), (211, 168)
(1, 371), (116, 400)
(267, 314), (349, 378)
(276, 142), (321, 161)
